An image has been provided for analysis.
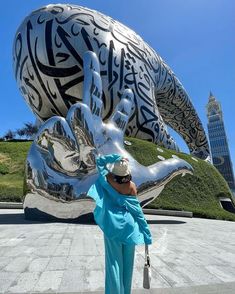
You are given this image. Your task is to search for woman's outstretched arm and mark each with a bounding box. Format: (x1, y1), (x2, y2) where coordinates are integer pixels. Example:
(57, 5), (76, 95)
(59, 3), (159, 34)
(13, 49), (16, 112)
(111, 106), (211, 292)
(96, 154), (122, 177)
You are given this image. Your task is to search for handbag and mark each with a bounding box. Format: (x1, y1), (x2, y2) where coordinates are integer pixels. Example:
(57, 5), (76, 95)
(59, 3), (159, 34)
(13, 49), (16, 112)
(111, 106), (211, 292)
(143, 244), (151, 289)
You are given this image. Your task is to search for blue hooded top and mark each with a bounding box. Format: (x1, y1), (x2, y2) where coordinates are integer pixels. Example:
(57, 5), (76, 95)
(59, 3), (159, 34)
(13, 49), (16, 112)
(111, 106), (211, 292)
(87, 154), (152, 245)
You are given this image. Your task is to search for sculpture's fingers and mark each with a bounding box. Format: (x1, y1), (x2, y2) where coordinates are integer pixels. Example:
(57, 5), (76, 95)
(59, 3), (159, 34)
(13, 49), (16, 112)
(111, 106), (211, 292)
(66, 102), (97, 168)
(130, 157), (193, 207)
(35, 116), (82, 174)
(83, 51), (103, 124)
(83, 51), (100, 74)
(90, 71), (103, 119)
(109, 88), (134, 133)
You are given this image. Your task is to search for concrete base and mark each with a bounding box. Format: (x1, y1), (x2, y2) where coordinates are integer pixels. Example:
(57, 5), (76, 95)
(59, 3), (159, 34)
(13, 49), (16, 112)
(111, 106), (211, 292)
(0, 202), (23, 209)
(143, 208), (193, 218)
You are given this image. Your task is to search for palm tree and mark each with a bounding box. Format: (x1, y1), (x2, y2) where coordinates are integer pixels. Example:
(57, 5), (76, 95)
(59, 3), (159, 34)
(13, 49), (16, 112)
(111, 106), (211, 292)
(4, 130), (15, 140)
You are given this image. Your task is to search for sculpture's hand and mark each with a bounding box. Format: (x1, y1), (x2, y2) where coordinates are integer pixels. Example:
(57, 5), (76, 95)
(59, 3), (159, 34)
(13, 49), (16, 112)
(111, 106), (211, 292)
(67, 51), (134, 158)
(24, 51), (193, 220)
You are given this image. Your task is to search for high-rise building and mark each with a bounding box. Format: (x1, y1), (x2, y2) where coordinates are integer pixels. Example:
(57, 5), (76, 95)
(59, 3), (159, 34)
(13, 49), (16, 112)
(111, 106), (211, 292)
(206, 92), (235, 190)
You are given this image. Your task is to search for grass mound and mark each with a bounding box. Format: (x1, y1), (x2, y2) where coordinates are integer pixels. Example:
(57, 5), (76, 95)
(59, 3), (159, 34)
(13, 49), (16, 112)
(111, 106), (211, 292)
(0, 139), (234, 221)
(125, 137), (235, 221)
(0, 141), (32, 202)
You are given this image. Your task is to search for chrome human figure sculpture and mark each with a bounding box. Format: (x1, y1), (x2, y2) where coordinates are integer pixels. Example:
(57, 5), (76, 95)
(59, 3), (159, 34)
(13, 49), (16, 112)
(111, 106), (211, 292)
(13, 3), (209, 160)
(24, 51), (193, 221)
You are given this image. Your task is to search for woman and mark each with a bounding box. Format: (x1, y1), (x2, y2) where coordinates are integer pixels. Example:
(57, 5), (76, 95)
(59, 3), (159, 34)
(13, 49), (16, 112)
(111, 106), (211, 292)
(87, 153), (152, 294)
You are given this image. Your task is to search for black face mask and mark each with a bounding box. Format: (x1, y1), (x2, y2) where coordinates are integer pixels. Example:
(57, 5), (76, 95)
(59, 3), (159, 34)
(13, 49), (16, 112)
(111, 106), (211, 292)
(113, 174), (132, 184)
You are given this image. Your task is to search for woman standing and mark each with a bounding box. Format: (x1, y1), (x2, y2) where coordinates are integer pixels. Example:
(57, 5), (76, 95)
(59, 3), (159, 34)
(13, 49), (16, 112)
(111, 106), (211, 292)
(87, 153), (152, 294)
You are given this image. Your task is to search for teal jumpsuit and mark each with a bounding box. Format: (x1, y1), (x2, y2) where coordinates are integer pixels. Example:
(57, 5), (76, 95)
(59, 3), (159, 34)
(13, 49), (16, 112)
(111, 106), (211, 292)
(87, 154), (152, 294)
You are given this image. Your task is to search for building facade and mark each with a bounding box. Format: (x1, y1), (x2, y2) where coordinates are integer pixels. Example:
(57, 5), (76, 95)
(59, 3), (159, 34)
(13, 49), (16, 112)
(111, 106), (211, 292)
(206, 92), (235, 190)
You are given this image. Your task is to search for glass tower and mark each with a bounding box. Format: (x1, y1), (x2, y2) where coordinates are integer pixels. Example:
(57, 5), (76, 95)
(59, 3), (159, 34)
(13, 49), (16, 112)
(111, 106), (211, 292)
(206, 92), (235, 190)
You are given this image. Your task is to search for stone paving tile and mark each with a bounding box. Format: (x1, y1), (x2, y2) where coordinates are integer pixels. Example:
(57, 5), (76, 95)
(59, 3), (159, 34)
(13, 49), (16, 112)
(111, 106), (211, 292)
(0, 238), (24, 247)
(51, 233), (64, 241)
(20, 238), (49, 247)
(37, 233), (53, 239)
(31, 270), (63, 292)
(5, 272), (40, 293)
(45, 256), (67, 271)
(33, 246), (59, 257)
(58, 270), (86, 292)
(60, 238), (72, 246)
(28, 257), (50, 272)
(170, 264), (223, 286)
(0, 272), (20, 293)
(66, 255), (104, 271)
(4, 256), (34, 273)
(52, 245), (70, 257)
(69, 236), (100, 256)
(149, 263), (192, 287)
(83, 269), (104, 292)
(3, 245), (35, 257)
(205, 264), (235, 283)
(0, 257), (14, 270)
(42, 239), (61, 248)
(0, 246), (11, 256)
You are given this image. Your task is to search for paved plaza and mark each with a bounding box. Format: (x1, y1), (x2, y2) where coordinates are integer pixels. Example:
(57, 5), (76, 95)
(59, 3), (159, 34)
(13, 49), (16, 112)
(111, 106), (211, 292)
(0, 209), (235, 293)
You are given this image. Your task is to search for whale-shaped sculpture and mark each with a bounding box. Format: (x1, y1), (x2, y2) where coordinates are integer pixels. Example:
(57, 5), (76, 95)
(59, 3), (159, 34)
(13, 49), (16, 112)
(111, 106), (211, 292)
(12, 4), (208, 221)
(13, 3), (209, 159)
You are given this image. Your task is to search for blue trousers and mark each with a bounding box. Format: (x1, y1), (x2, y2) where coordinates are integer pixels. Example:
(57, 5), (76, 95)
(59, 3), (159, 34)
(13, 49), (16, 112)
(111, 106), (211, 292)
(104, 234), (136, 294)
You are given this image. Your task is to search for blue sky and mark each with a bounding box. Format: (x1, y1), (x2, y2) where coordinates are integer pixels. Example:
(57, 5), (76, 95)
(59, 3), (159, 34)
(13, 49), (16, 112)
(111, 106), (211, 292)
(0, 0), (234, 173)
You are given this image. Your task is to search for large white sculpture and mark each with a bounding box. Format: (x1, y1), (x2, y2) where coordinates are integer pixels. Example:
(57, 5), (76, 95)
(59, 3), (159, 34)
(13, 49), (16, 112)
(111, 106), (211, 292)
(13, 4), (208, 221)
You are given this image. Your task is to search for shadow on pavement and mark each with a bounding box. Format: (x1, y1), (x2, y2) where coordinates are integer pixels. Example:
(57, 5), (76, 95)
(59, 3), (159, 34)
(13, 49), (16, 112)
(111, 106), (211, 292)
(0, 212), (97, 225)
(0, 211), (186, 225)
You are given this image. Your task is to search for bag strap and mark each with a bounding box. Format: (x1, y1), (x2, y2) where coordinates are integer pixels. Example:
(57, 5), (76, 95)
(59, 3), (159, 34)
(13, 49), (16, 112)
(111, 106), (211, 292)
(145, 244), (150, 266)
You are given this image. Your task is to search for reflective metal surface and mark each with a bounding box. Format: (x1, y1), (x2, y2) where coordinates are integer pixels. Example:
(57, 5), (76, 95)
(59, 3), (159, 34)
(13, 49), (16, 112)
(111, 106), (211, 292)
(23, 51), (193, 220)
(13, 3), (209, 159)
